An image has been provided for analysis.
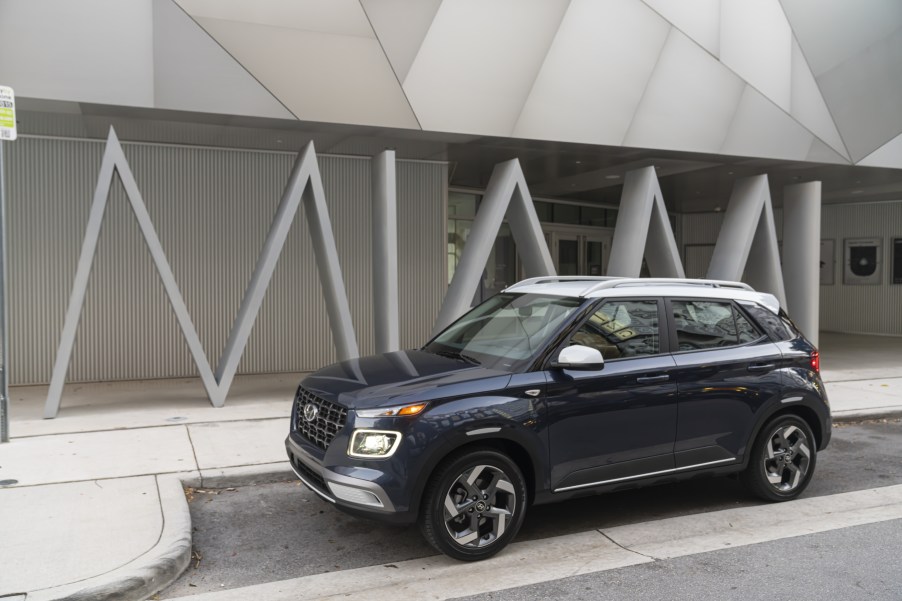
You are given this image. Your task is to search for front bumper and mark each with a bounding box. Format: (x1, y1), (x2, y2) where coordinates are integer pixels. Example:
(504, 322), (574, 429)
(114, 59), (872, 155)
(285, 435), (416, 524)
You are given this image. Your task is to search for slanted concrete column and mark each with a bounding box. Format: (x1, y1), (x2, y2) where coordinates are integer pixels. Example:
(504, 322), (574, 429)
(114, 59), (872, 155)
(373, 150), (399, 353)
(782, 181), (822, 346)
(432, 159), (554, 335)
(707, 175), (787, 308)
(608, 167), (684, 278)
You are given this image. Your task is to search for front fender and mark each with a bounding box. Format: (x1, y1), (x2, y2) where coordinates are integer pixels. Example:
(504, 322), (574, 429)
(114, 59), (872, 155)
(406, 390), (549, 517)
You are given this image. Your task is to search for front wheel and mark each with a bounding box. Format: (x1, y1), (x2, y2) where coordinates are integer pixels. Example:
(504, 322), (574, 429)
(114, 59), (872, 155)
(419, 448), (527, 561)
(741, 415), (817, 502)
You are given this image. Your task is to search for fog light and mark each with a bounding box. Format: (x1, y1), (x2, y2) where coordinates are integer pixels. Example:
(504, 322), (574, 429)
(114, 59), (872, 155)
(327, 482), (384, 507)
(348, 430), (402, 458)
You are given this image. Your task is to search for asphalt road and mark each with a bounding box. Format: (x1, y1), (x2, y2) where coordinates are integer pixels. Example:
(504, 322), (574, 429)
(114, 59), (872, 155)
(451, 519), (902, 601)
(160, 419), (902, 598)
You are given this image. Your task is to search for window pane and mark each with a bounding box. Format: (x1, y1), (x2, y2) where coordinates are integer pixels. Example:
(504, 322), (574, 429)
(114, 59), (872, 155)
(581, 206), (606, 226)
(586, 241), (604, 276)
(427, 294), (583, 370)
(572, 300), (660, 359)
(447, 220), (471, 284)
(734, 306), (762, 343)
(739, 302), (794, 341)
(558, 239), (579, 275)
(554, 204), (580, 225)
(534, 201), (552, 222)
(672, 300), (738, 350)
(484, 223), (516, 297)
(448, 192), (478, 219)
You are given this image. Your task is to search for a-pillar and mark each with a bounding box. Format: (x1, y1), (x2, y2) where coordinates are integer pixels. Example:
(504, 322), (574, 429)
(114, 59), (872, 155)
(782, 181), (822, 346)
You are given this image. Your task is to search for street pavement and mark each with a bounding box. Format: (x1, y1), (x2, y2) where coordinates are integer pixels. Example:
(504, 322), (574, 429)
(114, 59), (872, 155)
(161, 419), (902, 598)
(0, 333), (900, 600)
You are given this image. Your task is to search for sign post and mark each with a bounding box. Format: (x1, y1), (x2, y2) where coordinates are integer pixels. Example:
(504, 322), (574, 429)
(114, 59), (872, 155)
(0, 85), (16, 442)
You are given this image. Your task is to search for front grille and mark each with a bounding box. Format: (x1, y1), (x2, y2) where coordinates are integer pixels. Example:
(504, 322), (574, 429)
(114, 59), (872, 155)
(294, 387), (348, 451)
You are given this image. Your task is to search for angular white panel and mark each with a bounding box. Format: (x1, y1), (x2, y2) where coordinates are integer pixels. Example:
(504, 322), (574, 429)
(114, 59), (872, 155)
(779, 0), (902, 77)
(176, 0), (374, 37)
(858, 132), (902, 168)
(720, 0), (792, 111)
(190, 16), (419, 129)
(806, 139), (851, 165)
(721, 86), (814, 161)
(360, 0), (442, 83)
(623, 30), (745, 154)
(0, 0), (154, 107)
(790, 39), (848, 160)
(153, 0), (293, 120)
(403, 0), (570, 136)
(513, 0), (670, 145)
(816, 28), (902, 162)
(642, 0), (720, 57)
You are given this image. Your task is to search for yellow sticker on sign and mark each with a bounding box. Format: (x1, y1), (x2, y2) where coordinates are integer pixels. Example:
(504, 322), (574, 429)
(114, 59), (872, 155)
(0, 86), (16, 141)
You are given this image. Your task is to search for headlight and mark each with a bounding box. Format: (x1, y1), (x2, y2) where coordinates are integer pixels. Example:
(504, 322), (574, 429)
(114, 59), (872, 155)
(348, 430), (402, 458)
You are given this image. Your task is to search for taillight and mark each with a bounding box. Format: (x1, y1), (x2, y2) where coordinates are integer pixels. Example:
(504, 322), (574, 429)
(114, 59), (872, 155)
(810, 350), (820, 374)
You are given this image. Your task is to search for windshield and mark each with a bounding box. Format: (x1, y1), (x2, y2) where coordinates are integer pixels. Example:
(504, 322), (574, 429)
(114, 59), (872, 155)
(424, 293), (584, 371)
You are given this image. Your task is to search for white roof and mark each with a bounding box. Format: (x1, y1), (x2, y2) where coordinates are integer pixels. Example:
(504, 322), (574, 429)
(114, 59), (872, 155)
(504, 277), (781, 314)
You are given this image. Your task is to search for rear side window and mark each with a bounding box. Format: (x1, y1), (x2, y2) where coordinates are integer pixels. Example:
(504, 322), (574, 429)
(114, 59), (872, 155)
(571, 299), (660, 359)
(671, 300), (762, 351)
(739, 302), (796, 341)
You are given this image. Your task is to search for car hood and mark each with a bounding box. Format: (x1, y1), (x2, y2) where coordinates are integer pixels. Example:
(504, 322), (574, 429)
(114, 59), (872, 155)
(300, 349), (513, 409)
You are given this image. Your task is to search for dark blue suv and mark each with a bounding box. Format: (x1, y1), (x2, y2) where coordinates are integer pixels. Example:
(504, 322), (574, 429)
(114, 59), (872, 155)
(285, 277), (831, 560)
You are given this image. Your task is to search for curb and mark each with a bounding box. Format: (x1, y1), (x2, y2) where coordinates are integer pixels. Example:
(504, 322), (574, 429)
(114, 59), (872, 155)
(23, 464), (297, 601)
(832, 408), (902, 424)
(26, 475), (192, 601)
(188, 462), (295, 489)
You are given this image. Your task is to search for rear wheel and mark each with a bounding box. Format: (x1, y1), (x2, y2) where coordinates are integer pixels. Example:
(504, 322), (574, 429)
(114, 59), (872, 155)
(741, 415), (816, 502)
(419, 448), (527, 561)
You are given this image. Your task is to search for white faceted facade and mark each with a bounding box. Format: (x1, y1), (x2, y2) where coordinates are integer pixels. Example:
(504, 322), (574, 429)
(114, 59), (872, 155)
(176, 0), (902, 167)
(2, 0), (901, 167)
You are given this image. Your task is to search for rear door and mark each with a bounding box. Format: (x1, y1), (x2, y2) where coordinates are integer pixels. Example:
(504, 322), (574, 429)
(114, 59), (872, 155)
(546, 298), (679, 492)
(667, 298), (783, 467)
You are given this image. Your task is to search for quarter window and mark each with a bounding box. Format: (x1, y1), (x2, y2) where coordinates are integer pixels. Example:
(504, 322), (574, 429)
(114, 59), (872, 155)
(571, 300), (660, 359)
(671, 300), (762, 351)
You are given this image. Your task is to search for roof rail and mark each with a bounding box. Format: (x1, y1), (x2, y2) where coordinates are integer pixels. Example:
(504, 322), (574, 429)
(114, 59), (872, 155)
(579, 277), (754, 296)
(504, 276), (618, 291)
(504, 276), (754, 296)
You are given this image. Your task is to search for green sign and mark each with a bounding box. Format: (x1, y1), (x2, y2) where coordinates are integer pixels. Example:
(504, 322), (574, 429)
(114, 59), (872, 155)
(0, 86), (16, 141)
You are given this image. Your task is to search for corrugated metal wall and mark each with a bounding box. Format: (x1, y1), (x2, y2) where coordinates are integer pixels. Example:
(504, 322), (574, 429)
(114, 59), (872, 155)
(679, 203), (902, 336)
(4, 136), (447, 385)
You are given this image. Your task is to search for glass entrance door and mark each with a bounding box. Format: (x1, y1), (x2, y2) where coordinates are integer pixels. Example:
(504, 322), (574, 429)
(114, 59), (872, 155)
(550, 230), (612, 276)
(556, 234), (580, 275)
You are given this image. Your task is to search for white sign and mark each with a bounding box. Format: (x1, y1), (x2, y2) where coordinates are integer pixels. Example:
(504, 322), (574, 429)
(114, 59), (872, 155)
(0, 86), (16, 141)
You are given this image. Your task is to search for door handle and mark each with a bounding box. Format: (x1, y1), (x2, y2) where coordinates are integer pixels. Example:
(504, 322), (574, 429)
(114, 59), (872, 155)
(747, 363), (775, 372)
(636, 374), (669, 384)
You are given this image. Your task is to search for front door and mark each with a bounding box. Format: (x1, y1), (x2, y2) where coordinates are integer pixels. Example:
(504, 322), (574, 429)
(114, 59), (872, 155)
(546, 298), (678, 492)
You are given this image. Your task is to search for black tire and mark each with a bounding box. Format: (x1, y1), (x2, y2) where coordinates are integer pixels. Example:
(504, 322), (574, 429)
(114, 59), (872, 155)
(419, 448), (527, 561)
(741, 415), (817, 502)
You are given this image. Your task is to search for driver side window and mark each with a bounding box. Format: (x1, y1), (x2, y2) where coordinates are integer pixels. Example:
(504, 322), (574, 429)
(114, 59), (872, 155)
(571, 300), (660, 360)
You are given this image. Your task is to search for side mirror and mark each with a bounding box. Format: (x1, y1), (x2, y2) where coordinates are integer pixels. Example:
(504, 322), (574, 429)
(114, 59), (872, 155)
(553, 345), (605, 370)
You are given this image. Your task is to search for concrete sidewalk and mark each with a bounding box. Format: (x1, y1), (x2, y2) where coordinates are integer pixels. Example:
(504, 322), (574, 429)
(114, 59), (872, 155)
(0, 334), (900, 600)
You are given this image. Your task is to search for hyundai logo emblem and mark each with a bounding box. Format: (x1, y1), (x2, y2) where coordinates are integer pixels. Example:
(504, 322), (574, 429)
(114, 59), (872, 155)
(303, 403), (318, 422)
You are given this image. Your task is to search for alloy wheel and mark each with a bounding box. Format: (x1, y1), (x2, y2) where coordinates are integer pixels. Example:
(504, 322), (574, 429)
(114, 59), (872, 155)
(763, 424), (811, 492)
(442, 464), (517, 549)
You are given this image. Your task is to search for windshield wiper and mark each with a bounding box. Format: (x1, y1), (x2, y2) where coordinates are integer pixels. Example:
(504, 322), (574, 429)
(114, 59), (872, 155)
(434, 349), (481, 365)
